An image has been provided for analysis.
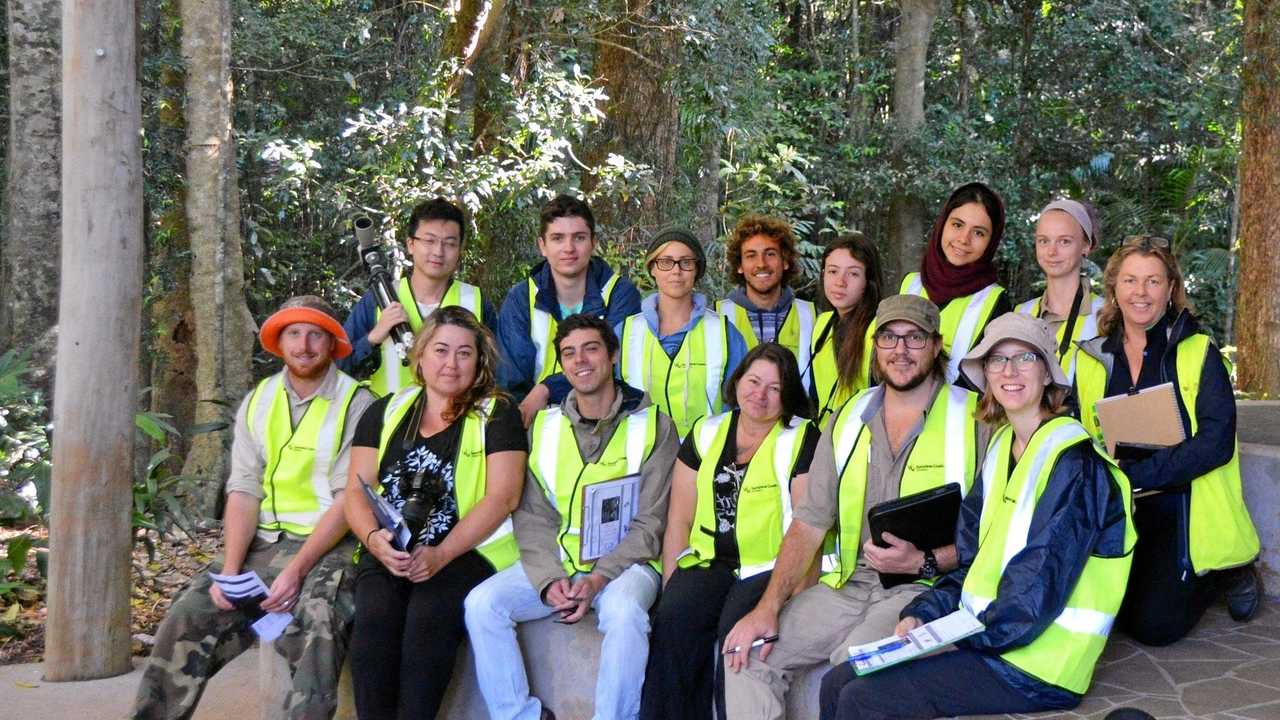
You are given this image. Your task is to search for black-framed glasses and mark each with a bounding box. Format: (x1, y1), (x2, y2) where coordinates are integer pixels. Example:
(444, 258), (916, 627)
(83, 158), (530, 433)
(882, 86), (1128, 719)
(1123, 235), (1171, 250)
(983, 351), (1042, 374)
(652, 257), (698, 272)
(874, 330), (930, 350)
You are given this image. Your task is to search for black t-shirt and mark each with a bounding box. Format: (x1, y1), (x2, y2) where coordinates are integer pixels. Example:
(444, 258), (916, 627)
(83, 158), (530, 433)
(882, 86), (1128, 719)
(353, 394), (526, 547)
(677, 412), (819, 567)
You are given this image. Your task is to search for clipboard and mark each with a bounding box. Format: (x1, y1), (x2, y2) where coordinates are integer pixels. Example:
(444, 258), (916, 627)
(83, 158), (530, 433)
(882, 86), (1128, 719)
(579, 474), (642, 563)
(1093, 382), (1185, 456)
(867, 484), (962, 589)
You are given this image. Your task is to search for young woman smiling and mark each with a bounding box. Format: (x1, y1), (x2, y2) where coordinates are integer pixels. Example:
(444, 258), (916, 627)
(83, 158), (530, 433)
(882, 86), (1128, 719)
(808, 233), (884, 426)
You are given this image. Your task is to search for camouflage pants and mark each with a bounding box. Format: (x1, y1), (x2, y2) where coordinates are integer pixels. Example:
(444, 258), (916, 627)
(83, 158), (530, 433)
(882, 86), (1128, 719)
(131, 535), (356, 720)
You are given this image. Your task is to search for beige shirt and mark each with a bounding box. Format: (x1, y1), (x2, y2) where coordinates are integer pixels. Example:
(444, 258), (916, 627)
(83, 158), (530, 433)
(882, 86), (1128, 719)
(225, 363), (376, 541)
(1037, 285), (1095, 336)
(795, 379), (992, 550)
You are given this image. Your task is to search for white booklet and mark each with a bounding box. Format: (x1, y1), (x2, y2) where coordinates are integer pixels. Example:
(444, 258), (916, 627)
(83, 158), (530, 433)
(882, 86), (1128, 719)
(208, 570), (294, 642)
(579, 474), (642, 563)
(847, 608), (985, 676)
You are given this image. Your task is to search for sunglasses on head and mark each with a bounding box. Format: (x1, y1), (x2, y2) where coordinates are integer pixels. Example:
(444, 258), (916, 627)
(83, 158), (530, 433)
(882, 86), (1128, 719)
(1122, 234), (1171, 250)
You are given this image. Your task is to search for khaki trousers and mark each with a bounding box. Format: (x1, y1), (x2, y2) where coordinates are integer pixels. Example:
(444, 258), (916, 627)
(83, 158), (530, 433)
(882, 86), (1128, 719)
(722, 569), (924, 720)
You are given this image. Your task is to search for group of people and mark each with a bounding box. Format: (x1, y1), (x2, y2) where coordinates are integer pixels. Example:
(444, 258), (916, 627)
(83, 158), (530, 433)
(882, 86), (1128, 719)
(132, 183), (1263, 720)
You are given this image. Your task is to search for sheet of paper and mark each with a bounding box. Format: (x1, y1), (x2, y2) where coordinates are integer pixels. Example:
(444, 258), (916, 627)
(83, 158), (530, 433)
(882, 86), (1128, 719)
(207, 570), (294, 640)
(847, 608), (985, 675)
(579, 474), (642, 563)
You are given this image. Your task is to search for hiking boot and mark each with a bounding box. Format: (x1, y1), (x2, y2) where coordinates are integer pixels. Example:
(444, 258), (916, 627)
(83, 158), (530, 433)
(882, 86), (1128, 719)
(1105, 710), (1155, 720)
(1225, 564), (1263, 622)
(539, 707), (557, 720)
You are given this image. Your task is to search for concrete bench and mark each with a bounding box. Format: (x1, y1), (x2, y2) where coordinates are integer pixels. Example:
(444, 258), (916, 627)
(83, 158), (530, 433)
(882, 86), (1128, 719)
(261, 612), (827, 719)
(262, 405), (1280, 719)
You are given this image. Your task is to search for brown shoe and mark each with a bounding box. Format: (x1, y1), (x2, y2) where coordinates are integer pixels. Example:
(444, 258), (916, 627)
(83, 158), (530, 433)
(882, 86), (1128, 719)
(540, 707), (557, 720)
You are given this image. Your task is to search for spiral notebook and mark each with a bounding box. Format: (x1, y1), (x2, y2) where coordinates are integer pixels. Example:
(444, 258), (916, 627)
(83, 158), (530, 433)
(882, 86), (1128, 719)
(1093, 381), (1185, 456)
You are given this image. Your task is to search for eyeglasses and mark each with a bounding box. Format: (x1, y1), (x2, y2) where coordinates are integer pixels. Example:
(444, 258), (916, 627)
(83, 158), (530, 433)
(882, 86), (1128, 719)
(652, 257), (698, 272)
(1123, 235), (1171, 250)
(983, 351), (1042, 374)
(411, 235), (460, 251)
(874, 330), (930, 350)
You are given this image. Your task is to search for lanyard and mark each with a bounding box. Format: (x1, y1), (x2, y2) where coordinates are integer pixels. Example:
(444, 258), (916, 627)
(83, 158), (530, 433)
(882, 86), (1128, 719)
(1042, 282), (1085, 362)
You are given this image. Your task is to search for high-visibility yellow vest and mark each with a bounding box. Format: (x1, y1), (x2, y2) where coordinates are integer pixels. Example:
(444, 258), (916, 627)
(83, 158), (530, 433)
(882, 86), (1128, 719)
(677, 412), (811, 578)
(960, 417), (1136, 695)
(370, 277), (485, 397)
(818, 384), (978, 589)
(245, 370), (362, 536)
(375, 388), (519, 570)
(717, 297), (817, 391)
(900, 272), (1005, 384)
(1075, 334), (1259, 573)
(1014, 291), (1104, 384)
(618, 309), (730, 438)
(528, 403), (659, 574)
(528, 274), (621, 383)
(810, 311), (876, 426)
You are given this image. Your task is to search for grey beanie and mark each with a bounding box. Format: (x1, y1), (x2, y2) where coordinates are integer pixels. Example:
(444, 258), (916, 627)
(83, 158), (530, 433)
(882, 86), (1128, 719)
(645, 227), (707, 280)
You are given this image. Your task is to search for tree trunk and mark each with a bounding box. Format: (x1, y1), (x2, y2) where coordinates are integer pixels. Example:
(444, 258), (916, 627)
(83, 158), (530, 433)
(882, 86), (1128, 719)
(44, 0), (142, 681)
(582, 0), (681, 250)
(1, 0), (61, 388)
(1235, 0), (1280, 396)
(693, 130), (724, 247)
(886, 0), (940, 285)
(180, 0), (256, 511)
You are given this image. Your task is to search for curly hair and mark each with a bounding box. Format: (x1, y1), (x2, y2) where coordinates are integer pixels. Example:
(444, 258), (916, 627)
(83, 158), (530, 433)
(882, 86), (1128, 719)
(726, 214), (798, 289)
(1096, 242), (1193, 338)
(410, 306), (506, 423)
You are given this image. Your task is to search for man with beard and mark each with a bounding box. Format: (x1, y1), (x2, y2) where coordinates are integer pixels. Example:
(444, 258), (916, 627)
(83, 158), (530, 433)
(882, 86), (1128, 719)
(718, 294), (990, 720)
(133, 296), (375, 720)
(717, 215), (817, 388)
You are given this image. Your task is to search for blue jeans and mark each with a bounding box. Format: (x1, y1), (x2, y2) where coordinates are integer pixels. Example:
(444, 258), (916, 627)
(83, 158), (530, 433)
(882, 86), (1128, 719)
(464, 561), (661, 720)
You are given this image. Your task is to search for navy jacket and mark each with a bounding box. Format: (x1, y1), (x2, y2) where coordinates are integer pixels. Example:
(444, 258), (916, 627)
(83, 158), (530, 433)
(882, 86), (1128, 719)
(496, 257), (641, 403)
(903, 435), (1129, 705)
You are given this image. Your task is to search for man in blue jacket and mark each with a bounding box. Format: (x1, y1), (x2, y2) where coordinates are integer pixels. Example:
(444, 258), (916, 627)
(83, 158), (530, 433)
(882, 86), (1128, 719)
(497, 194), (641, 425)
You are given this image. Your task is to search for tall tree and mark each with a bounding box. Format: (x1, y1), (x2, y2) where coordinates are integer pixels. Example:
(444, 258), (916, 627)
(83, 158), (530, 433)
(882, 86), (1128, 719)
(180, 0), (256, 504)
(1236, 0), (1280, 396)
(1, 0), (60, 384)
(886, 0), (941, 285)
(45, 0), (142, 680)
(584, 0), (681, 247)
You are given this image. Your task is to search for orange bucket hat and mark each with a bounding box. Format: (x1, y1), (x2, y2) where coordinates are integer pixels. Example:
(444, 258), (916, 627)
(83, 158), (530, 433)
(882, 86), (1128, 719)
(259, 295), (352, 359)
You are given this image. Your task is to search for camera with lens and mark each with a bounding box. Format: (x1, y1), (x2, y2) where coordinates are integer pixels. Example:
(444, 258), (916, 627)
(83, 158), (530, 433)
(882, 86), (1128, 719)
(399, 468), (445, 549)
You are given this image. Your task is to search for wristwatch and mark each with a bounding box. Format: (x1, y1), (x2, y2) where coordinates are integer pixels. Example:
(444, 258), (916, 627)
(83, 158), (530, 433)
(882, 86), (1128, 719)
(919, 549), (939, 579)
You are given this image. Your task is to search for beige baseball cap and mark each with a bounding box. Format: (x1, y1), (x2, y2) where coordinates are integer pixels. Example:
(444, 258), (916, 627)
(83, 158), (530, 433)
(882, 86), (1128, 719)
(959, 312), (1069, 392)
(875, 294), (941, 335)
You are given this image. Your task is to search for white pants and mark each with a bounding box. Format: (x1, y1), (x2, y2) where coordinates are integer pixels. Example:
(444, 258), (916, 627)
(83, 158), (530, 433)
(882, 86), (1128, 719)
(464, 561), (660, 720)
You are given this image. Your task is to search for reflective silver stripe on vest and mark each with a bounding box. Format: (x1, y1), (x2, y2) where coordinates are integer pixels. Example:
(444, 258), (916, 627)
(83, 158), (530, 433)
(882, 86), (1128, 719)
(248, 374), (284, 444)
(534, 407), (563, 509)
(999, 423), (1089, 574)
(824, 391), (878, 571)
(943, 385), (969, 496)
(622, 316), (648, 391)
(456, 282), (480, 314)
(310, 373), (360, 507)
(905, 274), (924, 295)
(947, 283), (998, 383)
(530, 295), (553, 376)
(739, 560), (777, 578)
(1056, 606), (1115, 636)
(771, 418), (803, 538)
(625, 410), (648, 474)
(1065, 298), (1104, 384)
(961, 590), (992, 617)
(1014, 298), (1038, 316)
(702, 311), (726, 411)
(794, 301), (816, 394)
(698, 412), (728, 453)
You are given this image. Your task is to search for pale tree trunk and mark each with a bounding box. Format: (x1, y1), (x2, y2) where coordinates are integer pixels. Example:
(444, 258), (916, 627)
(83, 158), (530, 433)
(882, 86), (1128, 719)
(180, 0), (256, 510)
(1, 0), (60, 387)
(44, 0), (142, 680)
(693, 130), (723, 247)
(886, 0), (940, 286)
(1235, 0), (1280, 396)
(583, 0), (681, 250)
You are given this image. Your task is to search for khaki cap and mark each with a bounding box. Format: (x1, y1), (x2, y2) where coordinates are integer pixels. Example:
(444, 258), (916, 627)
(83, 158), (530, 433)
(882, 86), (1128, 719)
(875, 294), (941, 335)
(959, 312), (1069, 392)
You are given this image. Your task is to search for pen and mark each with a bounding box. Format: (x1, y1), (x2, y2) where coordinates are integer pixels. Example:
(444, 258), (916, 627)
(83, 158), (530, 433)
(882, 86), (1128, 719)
(723, 634), (780, 655)
(848, 638), (908, 663)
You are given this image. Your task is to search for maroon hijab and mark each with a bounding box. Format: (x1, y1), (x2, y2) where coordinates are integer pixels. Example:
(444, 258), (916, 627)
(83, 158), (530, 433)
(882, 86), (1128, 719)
(920, 182), (1006, 307)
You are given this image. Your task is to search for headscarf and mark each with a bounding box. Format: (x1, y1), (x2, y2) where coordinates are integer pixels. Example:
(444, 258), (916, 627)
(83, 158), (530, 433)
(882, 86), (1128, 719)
(920, 182), (1005, 307)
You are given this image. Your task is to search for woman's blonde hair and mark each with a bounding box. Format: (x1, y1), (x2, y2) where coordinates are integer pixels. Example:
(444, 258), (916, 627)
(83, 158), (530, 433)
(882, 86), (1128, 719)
(411, 306), (504, 423)
(1096, 240), (1193, 337)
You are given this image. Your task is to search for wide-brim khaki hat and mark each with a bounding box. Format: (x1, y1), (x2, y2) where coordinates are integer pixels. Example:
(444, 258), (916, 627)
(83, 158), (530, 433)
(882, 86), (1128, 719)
(959, 312), (1069, 392)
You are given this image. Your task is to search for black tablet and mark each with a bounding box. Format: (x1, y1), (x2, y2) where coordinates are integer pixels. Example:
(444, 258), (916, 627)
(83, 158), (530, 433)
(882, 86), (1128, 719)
(867, 484), (962, 588)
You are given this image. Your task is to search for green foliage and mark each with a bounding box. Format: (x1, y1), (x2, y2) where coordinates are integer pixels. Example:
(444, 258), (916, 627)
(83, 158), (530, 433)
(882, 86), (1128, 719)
(0, 351), (50, 523)
(132, 412), (199, 560)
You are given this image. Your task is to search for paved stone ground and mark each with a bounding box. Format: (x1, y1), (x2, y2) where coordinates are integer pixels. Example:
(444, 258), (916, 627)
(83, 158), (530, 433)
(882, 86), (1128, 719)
(1, 600), (1275, 719)
(976, 602), (1280, 720)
